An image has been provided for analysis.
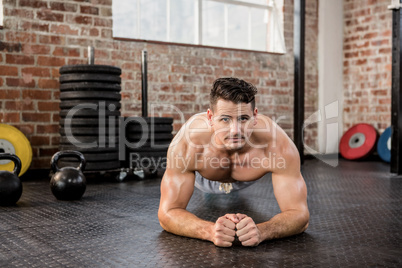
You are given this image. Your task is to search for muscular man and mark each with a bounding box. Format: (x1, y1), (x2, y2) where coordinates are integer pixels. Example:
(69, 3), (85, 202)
(158, 77), (309, 247)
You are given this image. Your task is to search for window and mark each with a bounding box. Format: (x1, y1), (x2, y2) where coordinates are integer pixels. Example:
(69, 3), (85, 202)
(112, 0), (285, 53)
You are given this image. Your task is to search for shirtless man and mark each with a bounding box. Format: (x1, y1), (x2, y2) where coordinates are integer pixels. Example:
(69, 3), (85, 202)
(158, 77), (309, 247)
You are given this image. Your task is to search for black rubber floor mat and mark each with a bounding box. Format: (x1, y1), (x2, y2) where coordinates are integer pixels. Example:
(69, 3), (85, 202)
(0, 159), (401, 267)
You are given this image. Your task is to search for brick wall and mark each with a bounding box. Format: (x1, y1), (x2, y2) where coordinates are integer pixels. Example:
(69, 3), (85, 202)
(0, 0), (318, 169)
(343, 0), (392, 133)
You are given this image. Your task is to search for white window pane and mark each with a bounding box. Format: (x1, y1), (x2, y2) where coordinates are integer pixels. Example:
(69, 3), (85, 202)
(202, 1), (225, 47)
(140, 0), (167, 41)
(113, 0), (138, 38)
(170, 0), (196, 44)
(227, 5), (248, 49)
(250, 8), (267, 51)
(239, 0), (268, 5)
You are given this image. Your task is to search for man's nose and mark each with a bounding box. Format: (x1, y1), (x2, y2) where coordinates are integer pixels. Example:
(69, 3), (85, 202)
(230, 120), (241, 134)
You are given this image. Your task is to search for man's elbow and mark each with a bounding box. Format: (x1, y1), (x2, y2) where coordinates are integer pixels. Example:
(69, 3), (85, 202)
(299, 210), (310, 233)
(158, 209), (169, 231)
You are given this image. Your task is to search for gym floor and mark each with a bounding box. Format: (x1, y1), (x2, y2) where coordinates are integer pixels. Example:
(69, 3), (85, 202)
(1, 158), (401, 267)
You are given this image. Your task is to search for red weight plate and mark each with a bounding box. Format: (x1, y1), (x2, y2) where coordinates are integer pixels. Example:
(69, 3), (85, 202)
(339, 123), (378, 160)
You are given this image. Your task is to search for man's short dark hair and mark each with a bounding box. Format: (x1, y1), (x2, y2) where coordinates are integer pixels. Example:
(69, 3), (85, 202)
(210, 77), (258, 111)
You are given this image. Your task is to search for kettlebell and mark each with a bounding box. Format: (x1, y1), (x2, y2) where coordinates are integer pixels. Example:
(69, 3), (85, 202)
(50, 150), (86, 201)
(0, 153), (23, 206)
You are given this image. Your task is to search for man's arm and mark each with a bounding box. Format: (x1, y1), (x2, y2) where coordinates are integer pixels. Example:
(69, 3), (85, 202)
(158, 161), (239, 247)
(235, 144), (309, 246)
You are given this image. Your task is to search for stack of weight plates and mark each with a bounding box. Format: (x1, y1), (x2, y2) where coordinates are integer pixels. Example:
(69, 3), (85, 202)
(58, 65), (122, 171)
(124, 117), (174, 176)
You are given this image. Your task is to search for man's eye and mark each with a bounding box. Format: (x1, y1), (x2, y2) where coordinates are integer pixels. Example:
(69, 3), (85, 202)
(239, 117), (249, 122)
(221, 118), (230, 122)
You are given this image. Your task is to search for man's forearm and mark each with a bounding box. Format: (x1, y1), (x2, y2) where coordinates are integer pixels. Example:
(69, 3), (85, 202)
(257, 210), (309, 241)
(159, 208), (215, 242)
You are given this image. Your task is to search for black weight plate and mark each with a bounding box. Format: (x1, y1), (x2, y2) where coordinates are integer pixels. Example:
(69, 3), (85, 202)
(60, 91), (121, 100)
(59, 160), (121, 171)
(123, 117), (174, 125)
(59, 64), (122, 75)
(60, 118), (120, 126)
(60, 127), (119, 136)
(126, 133), (173, 141)
(126, 141), (172, 148)
(60, 136), (118, 145)
(60, 82), (121, 92)
(126, 145), (169, 153)
(60, 73), (121, 84)
(62, 152), (119, 162)
(60, 109), (120, 118)
(60, 100), (121, 109)
(59, 145), (119, 153)
(128, 151), (169, 158)
(126, 124), (173, 133)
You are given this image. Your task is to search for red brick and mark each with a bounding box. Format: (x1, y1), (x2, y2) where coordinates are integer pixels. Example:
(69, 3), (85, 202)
(50, 25), (79, 35)
(6, 78), (35, 88)
(23, 90), (52, 100)
(3, 113), (20, 123)
(39, 35), (65, 45)
(38, 79), (59, 89)
(22, 113), (51, 122)
(50, 2), (78, 12)
(37, 10), (64, 22)
(80, 27), (99, 37)
(4, 8), (34, 19)
(23, 44), (51, 55)
(0, 90), (20, 99)
(37, 56), (66, 67)
(192, 66), (213, 75)
(66, 15), (93, 25)
(5, 101), (35, 111)
(80, 5), (99, 15)
(30, 136), (50, 146)
(94, 18), (112, 27)
(37, 125), (59, 134)
(53, 47), (80, 57)
(19, 0), (48, 8)
(379, 48), (392, 54)
(0, 66), (18, 76)
(171, 65), (191, 74)
(39, 147), (59, 157)
(37, 101), (59, 111)
(363, 32), (378, 39)
(6, 54), (35, 65)
(22, 67), (51, 77)
(20, 21), (49, 32)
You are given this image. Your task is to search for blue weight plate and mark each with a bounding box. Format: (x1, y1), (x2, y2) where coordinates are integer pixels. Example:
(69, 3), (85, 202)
(377, 126), (391, 163)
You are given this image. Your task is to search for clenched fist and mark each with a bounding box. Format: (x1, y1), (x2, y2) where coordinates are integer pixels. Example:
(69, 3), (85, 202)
(212, 214), (239, 247)
(235, 213), (262, 247)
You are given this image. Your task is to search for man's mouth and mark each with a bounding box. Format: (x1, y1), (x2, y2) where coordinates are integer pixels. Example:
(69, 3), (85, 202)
(226, 137), (244, 142)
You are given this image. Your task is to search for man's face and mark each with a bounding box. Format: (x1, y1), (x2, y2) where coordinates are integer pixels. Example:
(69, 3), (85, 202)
(207, 99), (257, 151)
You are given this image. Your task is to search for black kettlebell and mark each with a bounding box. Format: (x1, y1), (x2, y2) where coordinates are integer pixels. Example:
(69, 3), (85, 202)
(50, 151), (86, 201)
(0, 153), (23, 206)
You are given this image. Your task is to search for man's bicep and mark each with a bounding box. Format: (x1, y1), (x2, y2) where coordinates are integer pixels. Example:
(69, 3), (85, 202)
(271, 172), (308, 213)
(159, 168), (195, 212)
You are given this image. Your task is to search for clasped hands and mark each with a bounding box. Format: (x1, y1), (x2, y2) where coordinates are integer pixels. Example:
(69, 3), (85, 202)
(213, 213), (262, 247)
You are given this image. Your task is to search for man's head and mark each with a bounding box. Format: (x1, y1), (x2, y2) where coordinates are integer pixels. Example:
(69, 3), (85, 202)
(209, 77), (257, 111)
(207, 78), (258, 151)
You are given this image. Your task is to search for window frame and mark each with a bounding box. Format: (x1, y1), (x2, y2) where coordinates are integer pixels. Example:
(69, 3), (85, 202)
(112, 0), (285, 54)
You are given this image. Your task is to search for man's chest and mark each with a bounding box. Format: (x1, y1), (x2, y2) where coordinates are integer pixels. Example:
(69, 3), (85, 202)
(196, 150), (273, 182)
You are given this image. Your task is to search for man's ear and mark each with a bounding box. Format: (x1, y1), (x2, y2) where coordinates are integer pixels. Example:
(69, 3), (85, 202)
(253, 108), (258, 126)
(207, 109), (214, 126)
